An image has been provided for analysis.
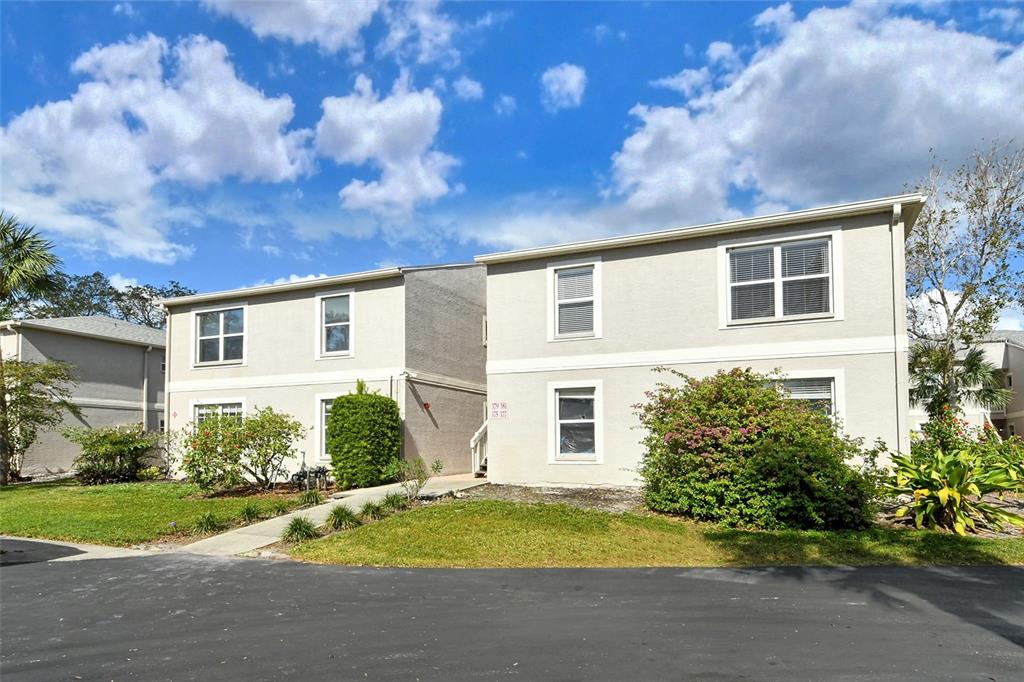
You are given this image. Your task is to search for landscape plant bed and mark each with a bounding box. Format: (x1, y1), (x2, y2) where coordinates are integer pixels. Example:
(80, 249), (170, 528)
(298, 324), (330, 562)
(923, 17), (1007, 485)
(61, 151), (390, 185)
(290, 499), (1024, 568)
(0, 479), (306, 547)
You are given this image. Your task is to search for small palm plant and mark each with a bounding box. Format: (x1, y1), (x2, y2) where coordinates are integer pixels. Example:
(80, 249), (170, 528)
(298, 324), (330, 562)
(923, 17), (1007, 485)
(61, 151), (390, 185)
(888, 449), (1024, 535)
(909, 342), (1011, 419)
(281, 516), (320, 543)
(324, 505), (361, 531)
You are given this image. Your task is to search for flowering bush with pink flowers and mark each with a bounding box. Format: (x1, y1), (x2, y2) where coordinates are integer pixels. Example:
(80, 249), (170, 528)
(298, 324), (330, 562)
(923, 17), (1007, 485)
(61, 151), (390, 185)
(635, 367), (876, 529)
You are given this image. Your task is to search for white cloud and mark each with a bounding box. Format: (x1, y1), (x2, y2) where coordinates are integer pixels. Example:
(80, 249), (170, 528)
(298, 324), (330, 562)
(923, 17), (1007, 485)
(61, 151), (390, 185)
(651, 67), (710, 97)
(980, 7), (1024, 34)
(452, 76), (484, 100)
(493, 94), (517, 115)
(592, 24), (627, 42)
(271, 273), (329, 285)
(0, 33), (311, 263)
(462, 3), (1024, 252)
(754, 2), (795, 33)
(113, 3), (137, 18)
(997, 308), (1024, 332)
(202, 0), (379, 56)
(261, 244), (282, 257)
(109, 273), (139, 291)
(315, 73), (457, 219)
(540, 63), (587, 112)
(378, 0), (459, 67)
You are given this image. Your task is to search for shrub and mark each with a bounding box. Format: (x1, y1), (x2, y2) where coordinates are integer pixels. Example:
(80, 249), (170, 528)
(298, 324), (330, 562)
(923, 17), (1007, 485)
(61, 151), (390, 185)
(298, 489), (325, 507)
(282, 516), (319, 543)
(635, 367), (876, 530)
(385, 458), (444, 500)
(381, 491), (410, 512)
(138, 466), (165, 481)
(325, 505), (361, 531)
(327, 387), (402, 490)
(65, 424), (159, 485)
(888, 449), (1024, 534)
(192, 511), (223, 534)
(360, 500), (388, 521)
(238, 501), (263, 524)
(269, 499), (292, 516)
(180, 407), (306, 491)
(911, 409), (1024, 481)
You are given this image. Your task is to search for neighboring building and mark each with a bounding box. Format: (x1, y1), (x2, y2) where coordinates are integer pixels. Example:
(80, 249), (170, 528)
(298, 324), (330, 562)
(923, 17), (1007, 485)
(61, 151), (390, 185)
(474, 194), (925, 487)
(0, 316), (165, 476)
(161, 264), (487, 475)
(907, 331), (1024, 438)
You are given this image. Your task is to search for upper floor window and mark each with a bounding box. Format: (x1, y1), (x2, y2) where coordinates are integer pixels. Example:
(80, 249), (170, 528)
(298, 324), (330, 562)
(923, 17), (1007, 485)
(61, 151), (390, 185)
(196, 307), (244, 364)
(194, 402), (243, 423)
(549, 258), (601, 341)
(728, 238), (832, 324)
(321, 294), (351, 356)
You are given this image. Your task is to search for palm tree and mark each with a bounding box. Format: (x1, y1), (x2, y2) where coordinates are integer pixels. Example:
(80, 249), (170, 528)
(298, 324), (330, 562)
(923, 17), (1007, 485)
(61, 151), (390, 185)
(0, 212), (62, 484)
(909, 341), (1012, 420)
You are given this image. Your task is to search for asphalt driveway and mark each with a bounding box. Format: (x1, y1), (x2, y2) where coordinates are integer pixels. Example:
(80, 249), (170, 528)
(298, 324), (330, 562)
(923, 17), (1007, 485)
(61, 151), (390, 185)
(1, 539), (1022, 681)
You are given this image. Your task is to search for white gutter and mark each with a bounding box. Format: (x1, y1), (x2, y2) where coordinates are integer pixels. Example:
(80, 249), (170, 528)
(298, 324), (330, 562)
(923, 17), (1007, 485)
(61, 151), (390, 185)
(475, 193), (927, 265)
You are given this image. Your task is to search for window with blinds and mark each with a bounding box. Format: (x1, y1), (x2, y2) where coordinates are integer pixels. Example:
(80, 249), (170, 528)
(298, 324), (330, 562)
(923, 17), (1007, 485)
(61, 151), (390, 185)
(728, 238), (831, 322)
(555, 265), (595, 336)
(781, 378), (834, 416)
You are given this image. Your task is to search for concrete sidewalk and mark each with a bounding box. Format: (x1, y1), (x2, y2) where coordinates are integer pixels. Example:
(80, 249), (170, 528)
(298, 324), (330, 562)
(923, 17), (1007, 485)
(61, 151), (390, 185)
(1, 536), (152, 565)
(180, 474), (484, 557)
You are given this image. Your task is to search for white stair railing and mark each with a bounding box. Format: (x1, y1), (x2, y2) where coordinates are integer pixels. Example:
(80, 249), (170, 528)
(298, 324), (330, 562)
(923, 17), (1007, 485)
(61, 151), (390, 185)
(470, 420), (488, 476)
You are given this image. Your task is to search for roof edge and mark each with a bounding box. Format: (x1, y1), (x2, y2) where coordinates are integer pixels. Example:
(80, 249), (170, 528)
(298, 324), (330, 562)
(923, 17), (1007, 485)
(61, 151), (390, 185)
(0, 320), (165, 349)
(158, 267), (404, 307)
(474, 193), (927, 265)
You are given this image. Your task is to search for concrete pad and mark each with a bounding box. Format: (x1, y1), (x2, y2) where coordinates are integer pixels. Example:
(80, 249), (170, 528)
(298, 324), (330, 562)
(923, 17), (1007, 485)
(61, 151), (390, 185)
(180, 474), (485, 557)
(0, 536), (151, 565)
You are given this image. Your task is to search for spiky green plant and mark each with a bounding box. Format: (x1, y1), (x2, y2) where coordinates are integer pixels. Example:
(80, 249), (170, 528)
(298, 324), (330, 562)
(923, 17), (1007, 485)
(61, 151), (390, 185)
(909, 342), (1012, 420)
(192, 511), (224, 534)
(281, 516), (319, 543)
(270, 499), (292, 516)
(298, 489), (325, 506)
(324, 505), (361, 531)
(360, 500), (388, 521)
(381, 491), (409, 512)
(238, 500), (263, 524)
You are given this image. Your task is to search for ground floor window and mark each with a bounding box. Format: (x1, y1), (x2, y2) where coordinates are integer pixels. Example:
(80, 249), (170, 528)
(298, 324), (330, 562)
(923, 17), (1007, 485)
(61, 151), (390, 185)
(555, 386), (598, 461)
(781, 378), (835, 416)
(194, 402), (243, 424)
(320, 398), (334, 460)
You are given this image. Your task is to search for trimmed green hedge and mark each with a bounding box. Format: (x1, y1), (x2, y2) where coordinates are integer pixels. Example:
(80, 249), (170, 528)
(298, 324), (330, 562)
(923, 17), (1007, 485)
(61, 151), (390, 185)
(327, 392), (401, 489)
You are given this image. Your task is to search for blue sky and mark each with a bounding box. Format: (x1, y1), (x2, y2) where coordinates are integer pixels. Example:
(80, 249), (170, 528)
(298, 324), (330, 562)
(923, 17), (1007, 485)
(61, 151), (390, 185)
(2, 1), (1023, 313)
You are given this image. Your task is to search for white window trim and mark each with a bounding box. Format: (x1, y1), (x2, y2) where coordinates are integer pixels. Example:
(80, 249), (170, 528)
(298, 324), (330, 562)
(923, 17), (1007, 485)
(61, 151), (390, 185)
(313, 288), (355, 361)
(547, 379), (604, 465)
(190, 302), (248, 368)
(717, 228), (844, 329)
(779, 369), (846, 429)
(188, 397), (247, 423)
(547, 256), (603, 342)
(313, 391), (346, 463)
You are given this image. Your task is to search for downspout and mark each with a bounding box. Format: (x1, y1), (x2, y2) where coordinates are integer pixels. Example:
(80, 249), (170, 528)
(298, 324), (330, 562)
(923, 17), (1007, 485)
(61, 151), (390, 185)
(890, 203), (907, 453)
(142, 346), (152, 430)
(163, 305), (170, 435)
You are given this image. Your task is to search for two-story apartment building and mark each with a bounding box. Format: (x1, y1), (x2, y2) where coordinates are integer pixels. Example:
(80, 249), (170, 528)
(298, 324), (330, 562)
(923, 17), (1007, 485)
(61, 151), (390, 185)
(475, 194), (925, 487)
(161, 264), (486, 475)
(0, 316), (165, 477)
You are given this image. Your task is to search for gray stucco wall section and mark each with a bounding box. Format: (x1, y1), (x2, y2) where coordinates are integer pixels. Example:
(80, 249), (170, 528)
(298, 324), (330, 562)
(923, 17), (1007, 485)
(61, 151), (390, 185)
(15, 328), (165, 476)
(403, 382), (484, 474)
(403, 266), (486, 384)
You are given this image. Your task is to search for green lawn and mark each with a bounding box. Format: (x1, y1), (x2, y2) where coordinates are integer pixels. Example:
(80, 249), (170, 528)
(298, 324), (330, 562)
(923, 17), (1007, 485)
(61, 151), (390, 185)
(0, 480), (300, 546)
(291, 499), (1024, 568)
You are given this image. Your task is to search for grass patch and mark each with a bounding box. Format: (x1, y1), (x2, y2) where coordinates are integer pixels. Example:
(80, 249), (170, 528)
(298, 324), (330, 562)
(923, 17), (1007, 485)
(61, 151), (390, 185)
(0, 480), (300, 546)
(292, 500), (1024, 568)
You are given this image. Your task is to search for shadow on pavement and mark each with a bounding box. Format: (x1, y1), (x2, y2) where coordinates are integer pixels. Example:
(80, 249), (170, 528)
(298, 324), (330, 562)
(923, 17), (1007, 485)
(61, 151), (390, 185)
(0, 538), (84, 566)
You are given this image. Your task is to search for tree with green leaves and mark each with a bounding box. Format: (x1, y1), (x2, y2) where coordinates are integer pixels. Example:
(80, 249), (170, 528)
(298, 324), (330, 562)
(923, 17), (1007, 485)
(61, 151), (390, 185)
(908, 342), (1012, 420)
(111, 280), (195, 329)
(1, 213), (71, 484)
(905, 142), (1023, 417)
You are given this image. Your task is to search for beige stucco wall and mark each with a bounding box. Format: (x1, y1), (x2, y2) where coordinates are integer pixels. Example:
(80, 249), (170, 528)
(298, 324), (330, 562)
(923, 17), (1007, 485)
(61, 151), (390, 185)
(487, 353), (903, 487)
(483, 209), (911, 486)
